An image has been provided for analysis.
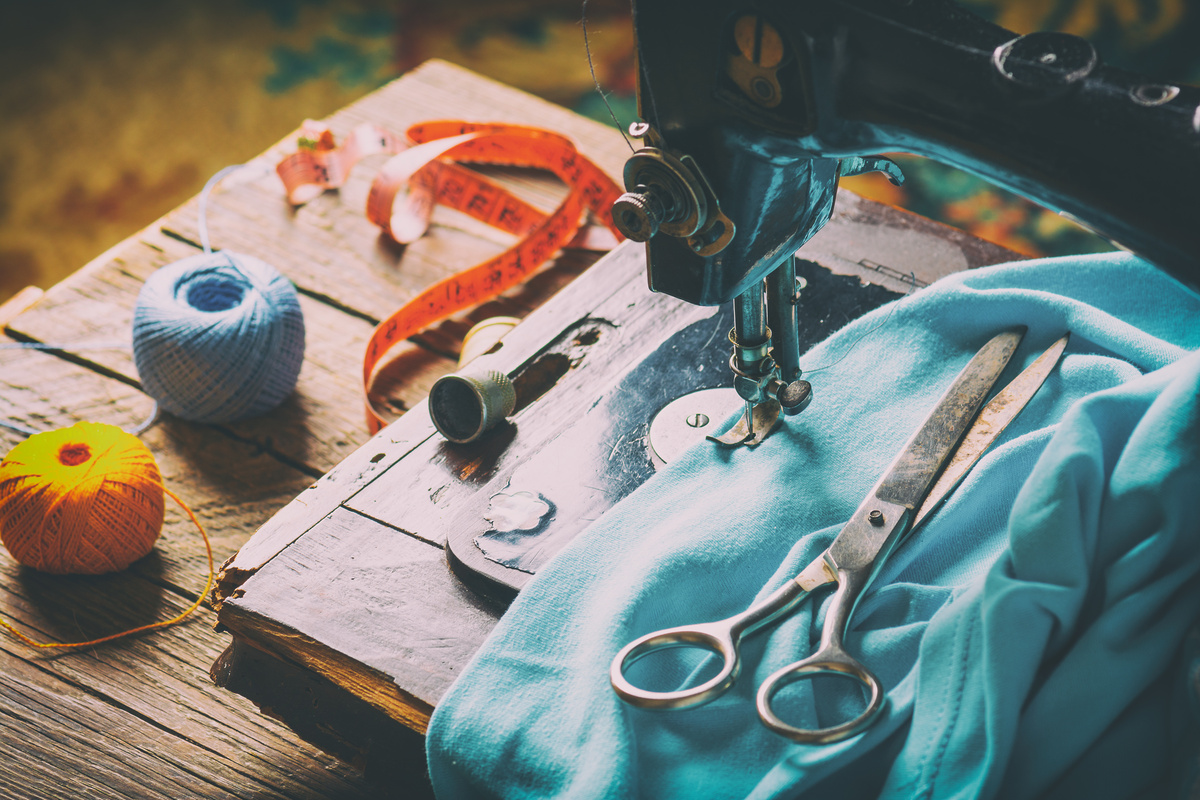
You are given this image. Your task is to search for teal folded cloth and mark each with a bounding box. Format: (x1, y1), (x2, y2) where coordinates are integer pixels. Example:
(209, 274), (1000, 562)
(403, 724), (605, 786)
(426, 252), (1200, 799)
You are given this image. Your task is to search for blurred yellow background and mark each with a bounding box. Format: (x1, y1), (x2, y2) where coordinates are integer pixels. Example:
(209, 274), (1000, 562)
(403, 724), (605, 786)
(0, 0), (633, 303)
(3, 0), (1196, 304)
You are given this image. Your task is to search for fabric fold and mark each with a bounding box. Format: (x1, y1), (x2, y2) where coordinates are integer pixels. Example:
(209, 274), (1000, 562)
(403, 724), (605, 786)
(427, 253), (1200, 800)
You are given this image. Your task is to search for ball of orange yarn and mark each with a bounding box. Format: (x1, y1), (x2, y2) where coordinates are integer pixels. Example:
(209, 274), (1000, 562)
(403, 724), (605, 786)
(0, 422), (164, 575)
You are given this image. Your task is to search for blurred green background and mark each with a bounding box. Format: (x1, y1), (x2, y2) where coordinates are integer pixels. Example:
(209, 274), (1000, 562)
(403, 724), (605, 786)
(2, 0), (1197, 304)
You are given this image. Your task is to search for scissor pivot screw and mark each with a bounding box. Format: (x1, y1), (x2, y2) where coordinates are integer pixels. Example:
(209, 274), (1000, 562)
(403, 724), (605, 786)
(868, 509), (885, 526)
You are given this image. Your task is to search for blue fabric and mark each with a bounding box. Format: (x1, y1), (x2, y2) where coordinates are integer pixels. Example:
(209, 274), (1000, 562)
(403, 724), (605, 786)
(426, 252), (1200, 800)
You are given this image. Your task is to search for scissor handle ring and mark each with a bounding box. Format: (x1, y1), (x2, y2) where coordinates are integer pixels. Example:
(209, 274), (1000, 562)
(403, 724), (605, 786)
(610, 622), (740, 710)
(755, 652), (884, 744)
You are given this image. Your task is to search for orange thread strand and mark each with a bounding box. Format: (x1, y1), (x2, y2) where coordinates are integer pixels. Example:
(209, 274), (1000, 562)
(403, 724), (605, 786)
(0, 486), (214, 650)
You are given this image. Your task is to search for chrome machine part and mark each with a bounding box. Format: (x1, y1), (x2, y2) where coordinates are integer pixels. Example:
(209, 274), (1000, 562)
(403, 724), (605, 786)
(648, 387), (746, 466)
(613, 148), (707, 241)
(731, 280), (771, 396)
(766, 254), (806, 398)
(713, 260), (813, 447)
(611, 135), (736, 257)
(707, 398), (784, 447)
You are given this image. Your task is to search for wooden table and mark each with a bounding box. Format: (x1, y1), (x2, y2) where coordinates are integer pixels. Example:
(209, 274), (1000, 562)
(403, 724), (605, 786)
(0, 60), (1014, 797)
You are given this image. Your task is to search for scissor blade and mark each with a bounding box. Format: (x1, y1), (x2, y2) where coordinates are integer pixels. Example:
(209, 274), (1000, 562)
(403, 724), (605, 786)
(910, 332), (1069, 529)
(873, 328), (1025, 511)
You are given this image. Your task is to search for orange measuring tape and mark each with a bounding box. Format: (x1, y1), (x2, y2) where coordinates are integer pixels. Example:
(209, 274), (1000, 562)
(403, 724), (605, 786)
(277, 120), (625, 432)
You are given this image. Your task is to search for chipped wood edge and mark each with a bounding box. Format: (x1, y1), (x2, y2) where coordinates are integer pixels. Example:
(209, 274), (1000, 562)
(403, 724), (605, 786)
(212, 410), (438, 606)
(0, 286), (44, 328)
(214, 602), (435, 734)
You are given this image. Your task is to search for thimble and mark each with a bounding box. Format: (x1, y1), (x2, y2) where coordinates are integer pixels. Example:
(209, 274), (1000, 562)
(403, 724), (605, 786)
(428, 366), (516, 444)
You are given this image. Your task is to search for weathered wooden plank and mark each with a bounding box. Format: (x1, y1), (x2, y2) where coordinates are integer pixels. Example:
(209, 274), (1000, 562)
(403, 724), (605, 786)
(0, 59), (645, 797)
(0, 583), (373, 799)
(0, 556), (378, 797)
(0, 232), (173, 383)
(161, 60), (629, 327)
(218, 505), (501, 734)
(198, 60), (1030, 783)
(348, 204), (1019, 598)
(0, 286), (43, 327)
(348, 244), (678, 531)
(214, 241), (650, 601)
(5, 62), (631, 478)
(212, 201), (1020, 746)
(1, 229), (436, 475)
(347, 251), (716, 593)
(0, 664), (215, 800)
(1, 336), (156, 449)
(0, 646), (373, 800)
(1, 648), (263, 800)
(212, 236), (916, 737)
(212, 638), (434, 796)
(0, 351), (376, 797)
(0, 340), (318, 593)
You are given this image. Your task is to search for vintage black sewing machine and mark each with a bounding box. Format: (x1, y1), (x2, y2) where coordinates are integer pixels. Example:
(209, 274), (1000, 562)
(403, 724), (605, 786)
(605, 0), (1200, 440)
(208, 9), (1198, 782)
(424, 0), (1199, 600)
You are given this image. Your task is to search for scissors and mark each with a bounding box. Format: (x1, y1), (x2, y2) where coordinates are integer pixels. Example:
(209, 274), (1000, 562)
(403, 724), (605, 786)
(610, 327), (1069, 744)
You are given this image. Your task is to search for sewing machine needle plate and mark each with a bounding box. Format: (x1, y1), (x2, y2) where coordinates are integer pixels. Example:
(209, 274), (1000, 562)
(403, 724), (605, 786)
(648, 388), (746, 466)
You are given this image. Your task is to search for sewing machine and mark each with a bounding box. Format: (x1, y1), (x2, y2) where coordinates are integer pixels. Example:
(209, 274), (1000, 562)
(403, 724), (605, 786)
(608, 0), (1200, 445)
(208, 15), (1198, 781)
(420, 0), (1200, 599)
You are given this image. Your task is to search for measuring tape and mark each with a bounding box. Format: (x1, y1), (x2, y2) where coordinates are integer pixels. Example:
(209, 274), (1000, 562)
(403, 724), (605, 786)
(277, 120), (625, 433)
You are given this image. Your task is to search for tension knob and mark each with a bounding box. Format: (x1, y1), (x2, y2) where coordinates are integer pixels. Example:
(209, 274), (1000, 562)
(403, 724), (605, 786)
(613, 190), (667, 241)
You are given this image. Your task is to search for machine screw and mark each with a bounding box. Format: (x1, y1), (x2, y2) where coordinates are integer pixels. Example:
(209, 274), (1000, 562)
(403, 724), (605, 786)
(1130, 83), (1179, 106)
(750, 76), (776, 102)
(685, 413), (710, 428)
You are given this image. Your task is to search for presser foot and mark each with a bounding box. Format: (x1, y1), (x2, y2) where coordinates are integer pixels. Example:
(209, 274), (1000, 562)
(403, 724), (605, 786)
(707, 399), (782, 447)
(647, 388), (781, 465)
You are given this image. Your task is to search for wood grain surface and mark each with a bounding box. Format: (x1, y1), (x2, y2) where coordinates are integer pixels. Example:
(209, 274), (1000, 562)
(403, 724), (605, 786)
(205, 58), (1023, 772)
(0, 350), (377, 798)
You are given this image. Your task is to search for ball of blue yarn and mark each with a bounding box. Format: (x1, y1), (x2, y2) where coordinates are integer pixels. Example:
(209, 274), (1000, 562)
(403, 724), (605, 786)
(132, 251), (306, 424)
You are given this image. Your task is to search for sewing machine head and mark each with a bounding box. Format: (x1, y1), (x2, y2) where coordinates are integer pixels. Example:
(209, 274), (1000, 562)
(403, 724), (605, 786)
(612, 0), (1200, 438)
